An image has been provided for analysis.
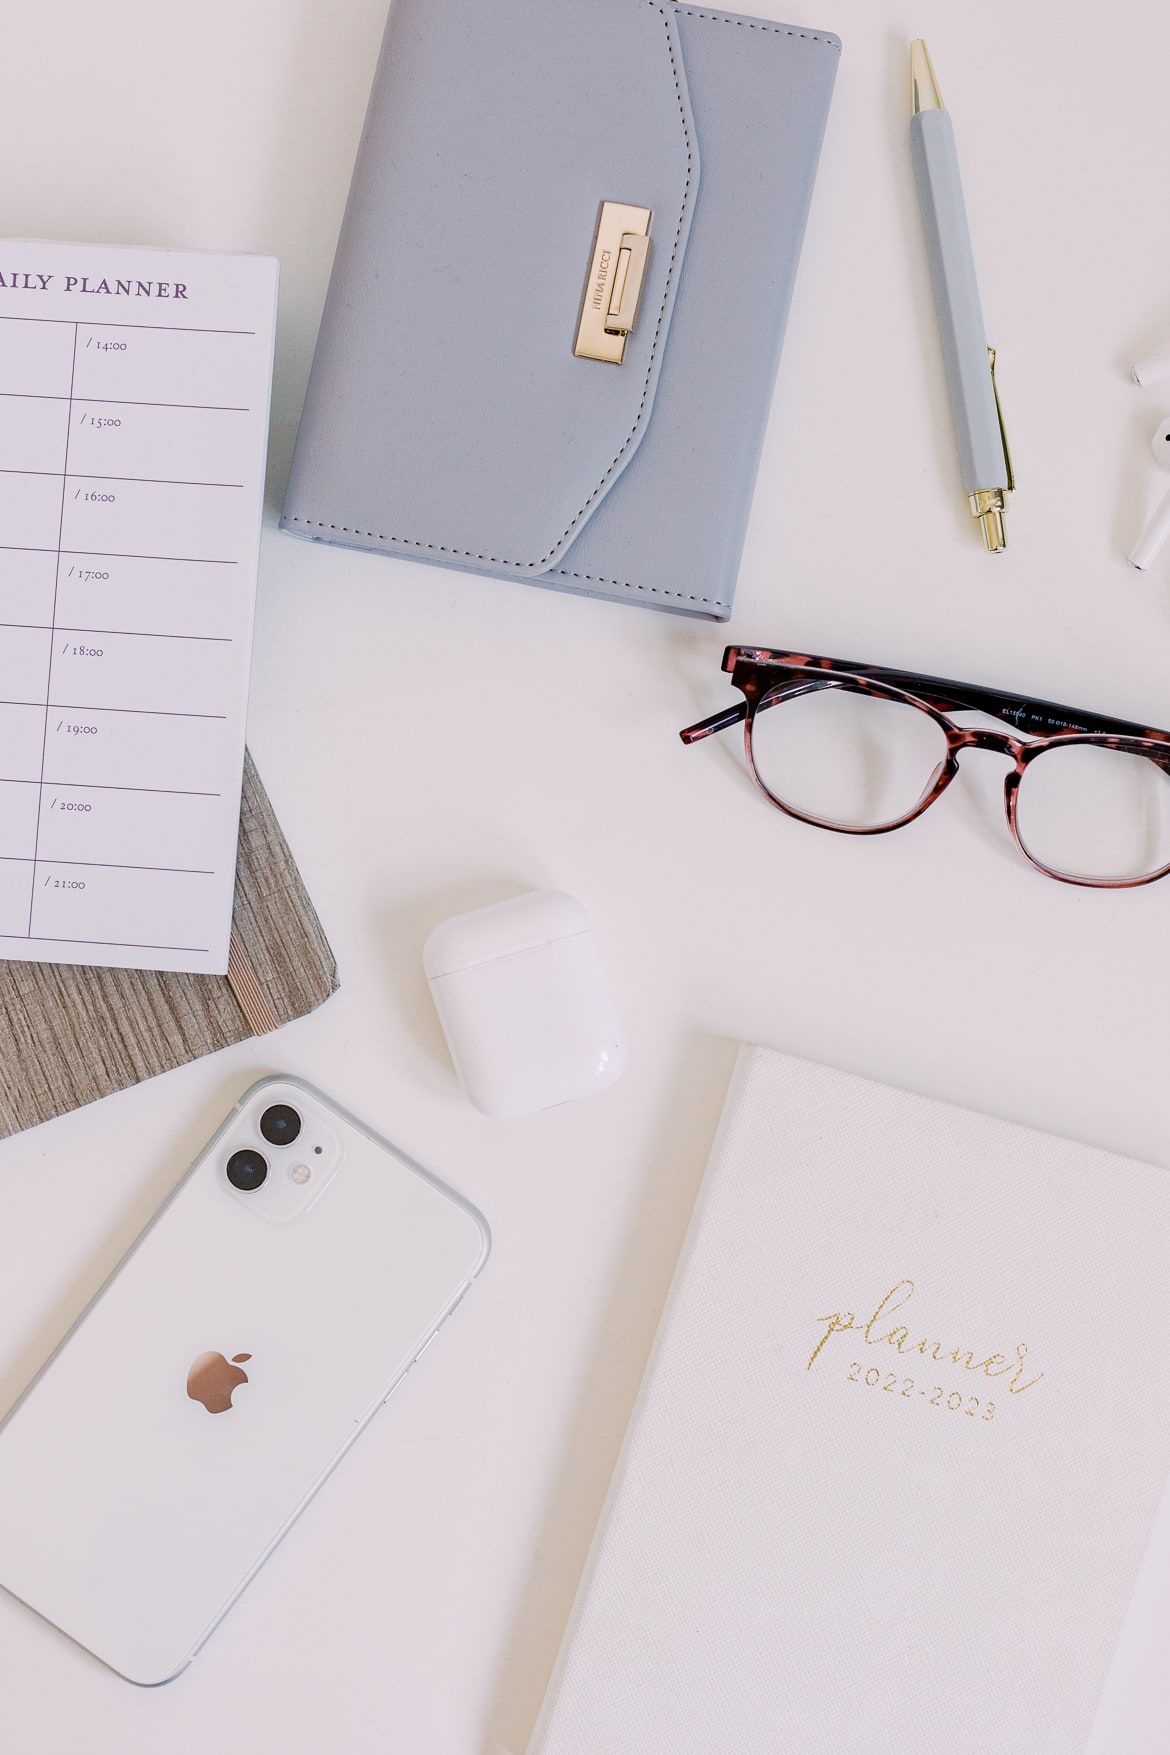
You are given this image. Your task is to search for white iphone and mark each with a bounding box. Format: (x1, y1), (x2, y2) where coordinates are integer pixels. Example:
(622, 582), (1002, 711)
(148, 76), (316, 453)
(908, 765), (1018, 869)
(0, 1076), (490, 1684)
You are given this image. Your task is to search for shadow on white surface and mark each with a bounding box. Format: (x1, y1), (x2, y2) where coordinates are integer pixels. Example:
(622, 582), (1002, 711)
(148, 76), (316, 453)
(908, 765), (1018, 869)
(252, 1), (388, 511)
(1086, 1466), (1170, 1754)
(481, 1032), (739, 1755)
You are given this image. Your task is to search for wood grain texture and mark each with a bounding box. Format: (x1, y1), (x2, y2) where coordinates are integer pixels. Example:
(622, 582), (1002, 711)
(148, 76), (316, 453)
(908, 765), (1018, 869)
(0, 753), (338, 1138)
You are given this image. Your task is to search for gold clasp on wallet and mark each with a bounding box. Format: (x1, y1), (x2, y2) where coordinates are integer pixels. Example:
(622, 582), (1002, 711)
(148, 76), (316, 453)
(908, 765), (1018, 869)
(574, 201), (652, 365)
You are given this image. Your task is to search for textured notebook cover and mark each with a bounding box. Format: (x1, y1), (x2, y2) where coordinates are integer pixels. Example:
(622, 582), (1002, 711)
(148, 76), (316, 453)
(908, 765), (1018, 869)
(528, 1045), (1170, 1754)
(0, 754), (337, 1138)
(281, 0), (839, 620)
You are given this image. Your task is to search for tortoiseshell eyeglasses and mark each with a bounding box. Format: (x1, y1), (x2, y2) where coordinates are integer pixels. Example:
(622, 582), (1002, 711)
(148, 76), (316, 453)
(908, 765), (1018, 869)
(680, 647), (1170, 889)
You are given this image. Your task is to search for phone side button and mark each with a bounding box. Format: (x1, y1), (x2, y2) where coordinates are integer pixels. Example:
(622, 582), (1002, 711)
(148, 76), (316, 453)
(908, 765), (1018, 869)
(384, 1332), (438, 1403)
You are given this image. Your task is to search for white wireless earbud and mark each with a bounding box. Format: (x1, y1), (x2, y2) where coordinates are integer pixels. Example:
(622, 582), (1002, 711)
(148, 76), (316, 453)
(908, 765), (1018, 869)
(1132, 354), (1170, 389)
(1127, 418), (1170, 570)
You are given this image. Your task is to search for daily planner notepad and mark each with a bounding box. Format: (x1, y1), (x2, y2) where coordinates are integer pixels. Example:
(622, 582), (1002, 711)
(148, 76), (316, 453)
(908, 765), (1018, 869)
(529, 1046), (1170, 1755)
(0, 241), (277, 973)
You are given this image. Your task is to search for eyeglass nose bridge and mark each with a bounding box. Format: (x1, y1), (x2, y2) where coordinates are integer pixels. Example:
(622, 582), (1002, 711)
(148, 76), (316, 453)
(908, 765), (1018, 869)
(950, 725), (1027, 761)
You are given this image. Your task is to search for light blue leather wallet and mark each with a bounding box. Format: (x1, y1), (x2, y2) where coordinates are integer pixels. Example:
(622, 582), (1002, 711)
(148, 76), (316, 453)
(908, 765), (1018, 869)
(281, 0), (840, 620)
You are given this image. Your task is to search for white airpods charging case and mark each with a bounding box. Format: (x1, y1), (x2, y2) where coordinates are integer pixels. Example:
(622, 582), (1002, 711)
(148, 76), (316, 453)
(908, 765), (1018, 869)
(423, 890), (626, 1118)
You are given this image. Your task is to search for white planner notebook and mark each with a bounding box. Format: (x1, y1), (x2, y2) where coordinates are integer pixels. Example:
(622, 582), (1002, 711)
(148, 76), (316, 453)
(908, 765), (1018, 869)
(529, 1046), (1170, 1755)
(0, 240), (277, 974)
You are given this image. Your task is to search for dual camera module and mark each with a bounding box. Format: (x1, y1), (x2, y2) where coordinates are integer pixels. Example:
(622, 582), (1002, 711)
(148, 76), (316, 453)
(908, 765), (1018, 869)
(226, 1104), (302, 1192)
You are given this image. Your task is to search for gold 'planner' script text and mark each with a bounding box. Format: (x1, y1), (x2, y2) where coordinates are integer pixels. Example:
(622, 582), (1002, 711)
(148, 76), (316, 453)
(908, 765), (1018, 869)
(807, 1279), (1044, 1394)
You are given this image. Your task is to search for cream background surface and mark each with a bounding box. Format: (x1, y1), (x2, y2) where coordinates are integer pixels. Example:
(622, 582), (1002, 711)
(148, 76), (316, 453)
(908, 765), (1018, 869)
(1, 2), (1169, 1751)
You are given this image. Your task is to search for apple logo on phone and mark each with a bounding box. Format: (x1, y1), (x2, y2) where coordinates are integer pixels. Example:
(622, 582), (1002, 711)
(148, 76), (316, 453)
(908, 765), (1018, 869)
(187, 1351), (252, 1414)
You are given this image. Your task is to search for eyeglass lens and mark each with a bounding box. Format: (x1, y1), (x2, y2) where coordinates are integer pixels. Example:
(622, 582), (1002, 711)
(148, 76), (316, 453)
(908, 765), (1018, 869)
(1015, 743), (1170, 883)
(750, 681), (1170, 882)
(750, 684), (946, 829)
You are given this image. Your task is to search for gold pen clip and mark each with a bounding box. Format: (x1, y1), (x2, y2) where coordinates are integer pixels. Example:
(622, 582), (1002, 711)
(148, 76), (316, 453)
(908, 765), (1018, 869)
(968, 348), (1014, 551)
(988, 346), (1015, 492)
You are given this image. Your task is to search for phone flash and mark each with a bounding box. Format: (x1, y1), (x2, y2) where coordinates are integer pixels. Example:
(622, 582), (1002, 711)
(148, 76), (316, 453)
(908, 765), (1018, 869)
(288, 1163), (311, 1186)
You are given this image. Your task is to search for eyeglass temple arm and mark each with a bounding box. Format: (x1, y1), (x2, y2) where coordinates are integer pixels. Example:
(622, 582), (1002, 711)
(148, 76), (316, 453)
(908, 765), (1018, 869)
(727, 649), (1170, 746)
(677, 682), (1003, 746)
(881, 672), (1170, 753)
(826, 674), (1170, 771)
(679, 702), (747, 744)
(681, 656), (1170, 768)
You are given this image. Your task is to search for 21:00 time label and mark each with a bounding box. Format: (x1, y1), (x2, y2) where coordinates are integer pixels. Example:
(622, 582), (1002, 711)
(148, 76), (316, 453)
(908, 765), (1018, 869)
(847, 1362), (998, 1422)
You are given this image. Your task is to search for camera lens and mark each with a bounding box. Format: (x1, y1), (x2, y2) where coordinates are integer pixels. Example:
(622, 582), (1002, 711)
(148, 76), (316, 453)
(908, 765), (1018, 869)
(259, 1104), (302, 1148)
(226, 1148), (268, 1192)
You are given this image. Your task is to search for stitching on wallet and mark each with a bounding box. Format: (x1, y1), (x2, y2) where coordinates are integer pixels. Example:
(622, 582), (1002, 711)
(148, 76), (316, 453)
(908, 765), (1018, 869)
(670, 10), (841, 50)
(283, 514), (726, 608)
(550, 566), (729, 609)
(287, 0), (696, 589)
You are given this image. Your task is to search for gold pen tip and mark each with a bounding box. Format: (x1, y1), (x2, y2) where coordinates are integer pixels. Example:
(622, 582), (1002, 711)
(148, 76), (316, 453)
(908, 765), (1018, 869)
(980, 510), (1007, 553)
(969, 490), (1008, 553)
(910, 39), (943, 114)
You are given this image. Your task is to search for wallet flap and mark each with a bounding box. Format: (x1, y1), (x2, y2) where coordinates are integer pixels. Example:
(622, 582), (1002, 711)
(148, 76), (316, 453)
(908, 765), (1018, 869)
(283, 0), (698, 575)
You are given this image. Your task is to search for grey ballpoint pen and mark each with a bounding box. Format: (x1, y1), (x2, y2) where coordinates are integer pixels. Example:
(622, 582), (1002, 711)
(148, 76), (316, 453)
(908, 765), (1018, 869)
(909, 39), (1014, 553)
